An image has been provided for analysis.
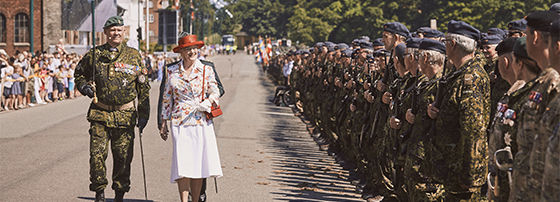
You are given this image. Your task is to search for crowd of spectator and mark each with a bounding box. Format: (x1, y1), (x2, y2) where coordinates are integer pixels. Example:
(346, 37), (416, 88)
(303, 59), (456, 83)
(0, 48), (83, 112)
(0, 44), (215, 113)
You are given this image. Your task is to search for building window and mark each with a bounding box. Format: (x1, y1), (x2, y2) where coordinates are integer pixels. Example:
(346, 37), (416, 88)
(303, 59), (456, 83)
(149, 30), (154, 36)
(149, 14), (154, 23)
(161, 0), (169, 8)
(0, 14), (5, 43)
(14, 13), (29, 43)
(148, 1), (153, 8)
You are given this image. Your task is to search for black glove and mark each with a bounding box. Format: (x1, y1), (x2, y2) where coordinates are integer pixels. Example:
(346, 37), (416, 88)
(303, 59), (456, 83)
(137, 118), (148, 133)
(80, 84), (95, 98)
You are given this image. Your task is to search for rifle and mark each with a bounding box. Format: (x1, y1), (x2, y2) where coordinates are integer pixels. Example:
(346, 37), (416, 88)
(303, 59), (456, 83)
(399, 68), (420, 144)
(427, 57), (448, 140)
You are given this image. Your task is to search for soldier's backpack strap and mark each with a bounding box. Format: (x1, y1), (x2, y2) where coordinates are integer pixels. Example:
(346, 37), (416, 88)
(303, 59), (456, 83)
(200, 60), (225, 97)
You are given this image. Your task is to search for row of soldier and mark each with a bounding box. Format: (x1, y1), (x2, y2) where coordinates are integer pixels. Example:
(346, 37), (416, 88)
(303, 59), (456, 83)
(266, 8), (560, 202)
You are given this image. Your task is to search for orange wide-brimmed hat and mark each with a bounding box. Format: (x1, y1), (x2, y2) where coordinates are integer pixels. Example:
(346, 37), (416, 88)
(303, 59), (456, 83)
(173, 35), (204, 53)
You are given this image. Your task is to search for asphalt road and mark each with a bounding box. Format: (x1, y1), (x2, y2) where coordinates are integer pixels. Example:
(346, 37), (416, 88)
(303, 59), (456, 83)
(0, 53), (362, 202)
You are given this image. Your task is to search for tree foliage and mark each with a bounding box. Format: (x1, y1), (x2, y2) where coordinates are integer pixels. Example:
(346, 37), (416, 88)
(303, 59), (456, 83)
(224, 0), (556, 45)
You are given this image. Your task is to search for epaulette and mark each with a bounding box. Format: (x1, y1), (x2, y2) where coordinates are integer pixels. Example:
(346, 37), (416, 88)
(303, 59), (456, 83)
(200, 59), (215, 67)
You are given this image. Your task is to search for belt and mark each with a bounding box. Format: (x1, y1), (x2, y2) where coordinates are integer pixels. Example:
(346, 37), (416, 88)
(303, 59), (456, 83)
(94, 101), (135, 111)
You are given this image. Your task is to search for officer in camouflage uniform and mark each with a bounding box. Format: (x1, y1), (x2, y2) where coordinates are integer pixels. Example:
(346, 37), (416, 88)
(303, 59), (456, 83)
(509, 11), (560, 202)
(402, 38), (446, 202)
(373, 22), (409, 202)
(481, 35), (511, 126)
(487, 37), (539, 202)
(74, 16), (150, 202)
(541, 19), (560, 201)
(427, 20), (490, 201)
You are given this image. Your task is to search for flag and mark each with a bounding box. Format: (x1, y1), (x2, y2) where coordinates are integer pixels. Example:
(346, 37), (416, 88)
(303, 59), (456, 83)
(191, 2), (194, 20)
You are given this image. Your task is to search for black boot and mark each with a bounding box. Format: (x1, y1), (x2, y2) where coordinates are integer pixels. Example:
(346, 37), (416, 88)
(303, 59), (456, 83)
(94, 191), (105, 202)
(114, 191), (125, 202)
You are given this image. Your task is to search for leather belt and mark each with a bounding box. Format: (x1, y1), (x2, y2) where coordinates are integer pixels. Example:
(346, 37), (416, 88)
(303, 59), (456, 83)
(95, 101), (135, 111)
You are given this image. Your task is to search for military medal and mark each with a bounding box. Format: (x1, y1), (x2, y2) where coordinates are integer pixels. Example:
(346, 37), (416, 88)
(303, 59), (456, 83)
(122, 78), (128, 87)
(527, 91), (542, 109)
(139, 75), (146, 83)
(142, 68), (148, 75)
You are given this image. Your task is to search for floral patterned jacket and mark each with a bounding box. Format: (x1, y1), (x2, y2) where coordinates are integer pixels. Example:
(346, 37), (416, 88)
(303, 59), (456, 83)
(161, 59), (219, 126)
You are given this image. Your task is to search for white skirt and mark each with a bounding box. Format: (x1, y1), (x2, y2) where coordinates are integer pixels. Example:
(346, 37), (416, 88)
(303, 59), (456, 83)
(170, 120), (223, 183)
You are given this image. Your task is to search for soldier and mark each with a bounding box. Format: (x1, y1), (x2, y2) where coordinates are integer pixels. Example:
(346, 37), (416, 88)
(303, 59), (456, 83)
(488, 28), (507, 39)
(427, 20), (490, 201)
(372, 38), (385, 51)
(509, 11), (560, 202)
(487, 37), (540, 202)
(541, 19), (560, 202)
(507, 19), (527, 38)
(74, 16), (150, 202)
(403, 38), (446, 202)
(371, 22), (409, 202)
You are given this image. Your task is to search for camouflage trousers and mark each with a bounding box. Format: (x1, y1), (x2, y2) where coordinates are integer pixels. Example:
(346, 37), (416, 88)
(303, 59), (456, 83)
(89, 121), (135, 192)
(404, 154), (445, 202)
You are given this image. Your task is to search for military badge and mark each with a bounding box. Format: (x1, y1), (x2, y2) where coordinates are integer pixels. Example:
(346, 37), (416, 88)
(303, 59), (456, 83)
(529, 91), (542, 104)
(142, 68), (148, 75)
(504, 132), (512, 146)
(139, 75), (146, 83)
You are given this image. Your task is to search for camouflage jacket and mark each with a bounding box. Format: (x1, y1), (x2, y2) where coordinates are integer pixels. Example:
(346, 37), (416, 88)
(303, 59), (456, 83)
(74, 43), (150, 128)
(518, 68), (560, 201)
(541, 86), (560, 202)
(430, 57), (490, 190)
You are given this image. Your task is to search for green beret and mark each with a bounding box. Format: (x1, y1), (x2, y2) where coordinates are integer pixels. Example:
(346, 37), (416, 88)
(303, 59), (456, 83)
(513, 37), (531, 60)
(103, 16), (124, 29)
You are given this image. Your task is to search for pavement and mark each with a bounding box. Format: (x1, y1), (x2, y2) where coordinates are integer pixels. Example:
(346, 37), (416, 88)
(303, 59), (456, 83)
(0, 53), (362, 201)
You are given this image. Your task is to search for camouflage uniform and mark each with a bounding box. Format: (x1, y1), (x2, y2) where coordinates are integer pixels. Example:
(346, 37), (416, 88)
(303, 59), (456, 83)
(518, 68), (560, 201)
(508, 68), (559, 201)
(487, 79), (535, 202)
(541, 86), (560, 202)
(74, 43), (151, 192)
(403, 72), (445, 202)
(429, 58), (490, 201)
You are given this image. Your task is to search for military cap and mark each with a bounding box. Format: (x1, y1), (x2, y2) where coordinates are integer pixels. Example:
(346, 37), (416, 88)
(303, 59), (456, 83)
(315, 42), (324, 47)
(383, 22), (410, 38)
(406, 37), (422, 48)
(513, 37), (531, 59)
(508, 19), (527, 31)
(360, 36), (371, 42)
(481, 35), (502, 45)
(336, 43), (349, 50)
(394, 43), (407, 58)
(302, 49), (311, 55)
(372, 38), (384, 47)
(103, 16), (124, 29)
(361, 42), (374, 51)
(419, 38), (446, 53)
(366, 54), (375, 63)
(324, 41), (335, 48)
(341, 49), (353, 57)
(373, 49), (391, 57)
(550, 3), (560, 13)
(550, 19), (560, 38)
(352, 39), (361, 46)
(423, 28), (445, 38)
(525, 10), (560, 32)
(495, 37), (516, 56)
(309, 47), (314, 53)
(488, 28), (506, 39)
(416, 27), (431, 34)
(295, 50), (302, 55)
(328, 44), (336, 52)
(447, 20), (481, 41)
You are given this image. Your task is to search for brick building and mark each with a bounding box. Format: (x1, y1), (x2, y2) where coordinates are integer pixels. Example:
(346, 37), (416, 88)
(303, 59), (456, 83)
(0, 0), (44, 56)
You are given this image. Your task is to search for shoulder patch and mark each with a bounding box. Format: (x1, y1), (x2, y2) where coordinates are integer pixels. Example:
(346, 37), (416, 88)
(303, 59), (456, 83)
(464, 74), (474, 85)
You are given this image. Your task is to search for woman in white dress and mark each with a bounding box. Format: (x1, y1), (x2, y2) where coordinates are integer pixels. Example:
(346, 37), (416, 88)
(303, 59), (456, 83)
(159, 35), (223, 202)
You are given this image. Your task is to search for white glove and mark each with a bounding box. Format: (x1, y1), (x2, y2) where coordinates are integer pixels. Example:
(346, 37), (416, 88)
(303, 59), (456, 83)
(197, 99), (212, 113)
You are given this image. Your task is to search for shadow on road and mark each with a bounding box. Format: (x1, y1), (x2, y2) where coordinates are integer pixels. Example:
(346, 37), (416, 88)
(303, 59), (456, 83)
(256, 75), (362, 202)
(77, 196), (154, 202)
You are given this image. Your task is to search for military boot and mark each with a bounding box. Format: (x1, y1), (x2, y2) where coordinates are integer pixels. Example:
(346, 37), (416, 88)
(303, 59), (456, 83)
(94, 191), (105, 202)
(114, 191), (125, 202)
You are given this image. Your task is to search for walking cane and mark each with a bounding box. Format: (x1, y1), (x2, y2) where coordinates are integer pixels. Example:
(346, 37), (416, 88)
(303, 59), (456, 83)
(139, 130), (148, 200)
